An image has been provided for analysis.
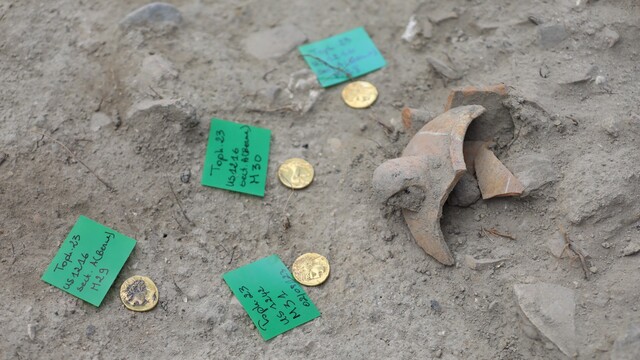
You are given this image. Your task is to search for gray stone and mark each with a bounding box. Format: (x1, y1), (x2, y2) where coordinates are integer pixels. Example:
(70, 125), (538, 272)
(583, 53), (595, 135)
(90, 112), (112, 132)
(286, 69), (324, 113)
(621, 241), (640, 257)
(612, 323), (640, 360)
(426, 56), (461, 79)
(514, 283), (577, 358)
(85, 325), (96, 337)
(559, 149), (640, 227)
(120, 3), (182, 32)
(428, 10), (458, 24)
(141, 54), (178, 83)
(509, 154), (557, 196)
(180, 169), (191, 184)
(126, 98), (197, 128)
(27, 323), (36, 340)
(546, 231), (566, 258)
(598, 27), (620, 48)
(448, 172), (481, 207)
(537, 23), (568, 48)
(243, 24), (307, 60)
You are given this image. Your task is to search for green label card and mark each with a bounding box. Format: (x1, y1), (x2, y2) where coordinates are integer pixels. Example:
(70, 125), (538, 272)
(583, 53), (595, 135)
(299, 27), (386, 88)
(223, 255), (321, 340)
(41, 216), (136, 307)
(202, 118), (271, 197)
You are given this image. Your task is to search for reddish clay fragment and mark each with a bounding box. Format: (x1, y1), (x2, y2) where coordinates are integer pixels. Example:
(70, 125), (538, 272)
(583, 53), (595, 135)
(444, 84), (508, 112)
(444, 84), (513, 149)
(401, 107), (433, 133)
(373, 105), (486, 265)
(474, 145), (524, 199)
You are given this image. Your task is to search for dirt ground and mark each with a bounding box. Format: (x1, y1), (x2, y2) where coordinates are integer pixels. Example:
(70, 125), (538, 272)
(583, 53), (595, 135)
(1, 0), (639, 359)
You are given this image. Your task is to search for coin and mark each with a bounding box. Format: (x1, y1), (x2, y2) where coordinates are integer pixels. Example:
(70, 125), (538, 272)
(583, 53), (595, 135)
(341, 81), (379, 109)
(119, 276), (159, 312)
(277, 158), (314, 189)
(291, 253), (330, 286)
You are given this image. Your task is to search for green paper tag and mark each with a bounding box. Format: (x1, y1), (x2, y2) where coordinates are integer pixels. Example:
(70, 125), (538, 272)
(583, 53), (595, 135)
(202, 118), (271, 197)
(299, 27), (386, 88)
(41, 216), (136, 307)
(223, 255), (321, 340)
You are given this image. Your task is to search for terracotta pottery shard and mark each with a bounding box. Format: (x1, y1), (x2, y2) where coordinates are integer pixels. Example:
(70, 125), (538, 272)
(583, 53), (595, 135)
(373, 105), (486, 265)
(474, 144), (524, 199)
(445, 84), (513, 149)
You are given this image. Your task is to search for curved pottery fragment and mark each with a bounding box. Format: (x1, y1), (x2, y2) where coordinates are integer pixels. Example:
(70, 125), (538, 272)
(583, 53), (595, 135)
(373, 105), (486, 265)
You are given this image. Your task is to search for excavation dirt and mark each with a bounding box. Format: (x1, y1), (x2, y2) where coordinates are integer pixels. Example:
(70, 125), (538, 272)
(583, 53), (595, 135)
(1, 1), (639, 359)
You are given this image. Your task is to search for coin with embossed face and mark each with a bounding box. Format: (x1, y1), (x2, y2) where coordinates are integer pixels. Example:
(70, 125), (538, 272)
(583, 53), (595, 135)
(292, 253), (330, 286)
(277, 158), (314, 189)
(120, 276), (158, 312)
(341, 81), (378, 109)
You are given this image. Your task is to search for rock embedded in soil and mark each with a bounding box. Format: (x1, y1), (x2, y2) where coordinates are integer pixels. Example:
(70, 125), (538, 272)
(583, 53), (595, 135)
(426, 56), (461, 80)
(448, 172), (481, 207)
(401, 15), (421, 42)
(621, 241), (640, 257)
(537, 23), (568, 48)
(90, 112), (113, 132)
(126, 98), (197, 128)
(141, 54), (178, 83)
(243, 24), (307, 60)
(119, 3), (182, 32)
(611, 323), (640, 360)
(27, 323), (36, 340)
(508, 154), (557, 196)
(598, 27), (620, 49)
(559, 149), (640, 229)
(546, 231), (566, 258)
(514, 283), (577, 358)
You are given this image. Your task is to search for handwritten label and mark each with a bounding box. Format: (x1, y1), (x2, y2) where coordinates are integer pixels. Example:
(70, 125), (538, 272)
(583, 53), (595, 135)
(223, 255), (321, 340)
(299, 27), (386, 88)
(202, 118), (271, 197)
(41, 216), (136, 307)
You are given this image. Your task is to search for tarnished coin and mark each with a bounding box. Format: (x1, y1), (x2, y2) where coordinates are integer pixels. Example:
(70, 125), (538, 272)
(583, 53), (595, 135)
(119, 276), (158, 312)
(292, 253), (330, 286)
(278, 158), (314, 189)
(341, 81), (378, 109)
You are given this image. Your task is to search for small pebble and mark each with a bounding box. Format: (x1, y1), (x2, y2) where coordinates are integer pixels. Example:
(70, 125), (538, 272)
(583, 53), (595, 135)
(86, 325), (96, 337)
(180, 169), (191, 183)
(27, 323), (36, 340)
(601, 242), (611, 249)
(430, 299), (442, 313)
(589, 266), (598, 274)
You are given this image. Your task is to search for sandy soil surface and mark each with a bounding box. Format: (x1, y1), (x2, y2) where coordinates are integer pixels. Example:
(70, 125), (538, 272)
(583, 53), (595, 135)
(1, 0), (639, 359)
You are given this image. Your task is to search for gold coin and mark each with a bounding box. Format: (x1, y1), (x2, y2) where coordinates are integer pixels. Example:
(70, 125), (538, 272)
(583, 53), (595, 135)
(277, 158), (314, 189)
(291, 253), (330, 286)
(341, 81), (378, 109)
(119, 276), (159, 312)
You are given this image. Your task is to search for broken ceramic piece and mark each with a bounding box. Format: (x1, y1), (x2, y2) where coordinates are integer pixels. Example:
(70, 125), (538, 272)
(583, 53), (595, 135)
(445, 84), (513, 148)
(401, 107), (433, 134)
(474, 144), (524, 199)
(445, 84), (524, 199)
(373, 105), (485, 265)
